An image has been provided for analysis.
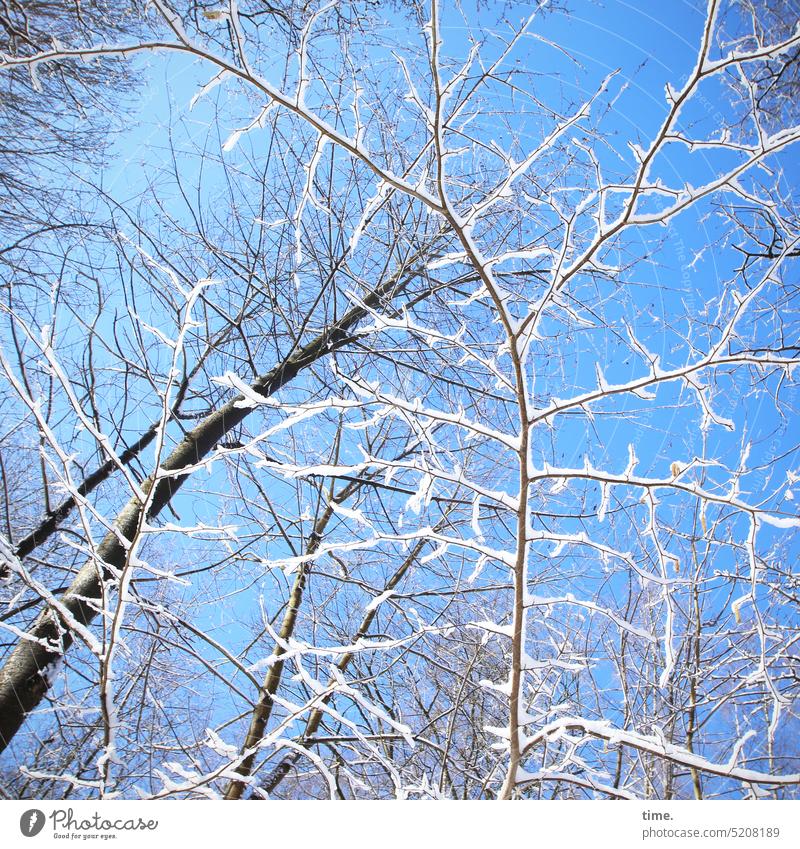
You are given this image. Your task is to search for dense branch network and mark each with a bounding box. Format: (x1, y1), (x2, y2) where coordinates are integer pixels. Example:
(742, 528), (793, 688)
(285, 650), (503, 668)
(0, 0), (798, 800)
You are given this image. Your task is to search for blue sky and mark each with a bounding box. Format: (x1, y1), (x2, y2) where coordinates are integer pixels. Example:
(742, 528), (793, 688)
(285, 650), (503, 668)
(3, 0), (799, 797)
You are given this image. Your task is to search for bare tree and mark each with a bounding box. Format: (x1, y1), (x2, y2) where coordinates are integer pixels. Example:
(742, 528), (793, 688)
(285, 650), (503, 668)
(1, 0), (799, 800)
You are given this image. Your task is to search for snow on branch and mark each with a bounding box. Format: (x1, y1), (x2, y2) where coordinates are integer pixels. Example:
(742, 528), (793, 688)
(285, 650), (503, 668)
(524, 717), (800, 786)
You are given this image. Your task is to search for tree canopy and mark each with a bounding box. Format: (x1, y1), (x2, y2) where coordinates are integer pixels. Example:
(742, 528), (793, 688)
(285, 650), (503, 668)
(0, 0), (799, 800)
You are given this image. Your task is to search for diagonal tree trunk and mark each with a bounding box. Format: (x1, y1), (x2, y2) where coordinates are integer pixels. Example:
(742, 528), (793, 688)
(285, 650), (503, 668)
(250, 535), (431, 799)
(0, 259), (426, 753)
(10, 321), (228, 563)
(222, 498), (339, 800)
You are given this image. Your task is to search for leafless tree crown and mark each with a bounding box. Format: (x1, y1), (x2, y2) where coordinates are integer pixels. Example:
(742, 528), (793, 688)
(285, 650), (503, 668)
(0, 0), (798, 800)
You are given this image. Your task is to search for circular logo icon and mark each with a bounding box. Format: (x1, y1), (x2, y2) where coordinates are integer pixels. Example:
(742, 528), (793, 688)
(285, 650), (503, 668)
(20, 809), (45, 837)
